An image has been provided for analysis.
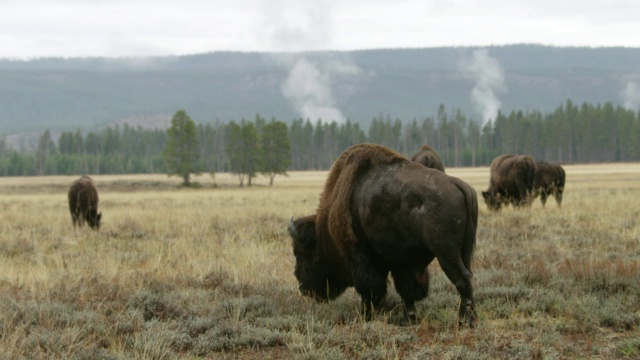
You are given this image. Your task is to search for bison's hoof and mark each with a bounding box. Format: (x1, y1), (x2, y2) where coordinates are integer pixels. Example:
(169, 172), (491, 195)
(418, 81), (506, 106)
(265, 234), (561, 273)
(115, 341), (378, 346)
(458, 316), (477, 328)
(401, 311), (418, 326)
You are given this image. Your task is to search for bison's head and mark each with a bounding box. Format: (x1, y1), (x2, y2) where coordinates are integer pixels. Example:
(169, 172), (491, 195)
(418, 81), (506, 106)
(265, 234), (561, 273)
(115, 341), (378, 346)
(88, 211), (102, 230)
(482, 191), (501, 211)
(288, 216), (347, 302)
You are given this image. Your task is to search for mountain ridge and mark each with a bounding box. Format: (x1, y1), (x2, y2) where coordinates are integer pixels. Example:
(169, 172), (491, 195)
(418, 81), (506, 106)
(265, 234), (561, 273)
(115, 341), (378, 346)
(1, 44), (639, 135)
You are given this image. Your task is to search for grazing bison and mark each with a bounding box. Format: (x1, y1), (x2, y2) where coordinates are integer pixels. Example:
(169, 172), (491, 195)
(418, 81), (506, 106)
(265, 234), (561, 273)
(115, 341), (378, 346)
(533, 161), (565, 207)
(68, 175), (102, 230)
(288, 143), (478, 325)
(482, 154), (536, 211)
(410, 145), (445, 172)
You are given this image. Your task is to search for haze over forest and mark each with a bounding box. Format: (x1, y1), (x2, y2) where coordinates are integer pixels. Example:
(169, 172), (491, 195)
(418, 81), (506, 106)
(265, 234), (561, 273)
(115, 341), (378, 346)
(1, 44), (640, 137)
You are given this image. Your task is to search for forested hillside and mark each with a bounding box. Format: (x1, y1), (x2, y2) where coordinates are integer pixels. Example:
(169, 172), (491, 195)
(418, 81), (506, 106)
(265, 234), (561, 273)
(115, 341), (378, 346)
(1, 101), (638, 178)
(1, 45), (639, 135)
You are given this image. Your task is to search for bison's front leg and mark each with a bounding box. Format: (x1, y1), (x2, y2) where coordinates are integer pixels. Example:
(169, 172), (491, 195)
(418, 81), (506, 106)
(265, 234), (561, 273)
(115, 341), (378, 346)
(350, 249), (388, 321)
(391, 265), (430, 324)
(540, 191), (548, 207)
(514, 177), (534, 208)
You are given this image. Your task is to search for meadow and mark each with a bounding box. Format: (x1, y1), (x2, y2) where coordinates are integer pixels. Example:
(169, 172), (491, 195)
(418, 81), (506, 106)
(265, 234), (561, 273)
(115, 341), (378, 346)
(1, 164), (639, 359)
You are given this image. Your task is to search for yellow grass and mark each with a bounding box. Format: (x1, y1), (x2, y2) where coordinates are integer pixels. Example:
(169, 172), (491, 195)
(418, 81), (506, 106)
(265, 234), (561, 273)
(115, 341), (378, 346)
(1, 164), (639, 358)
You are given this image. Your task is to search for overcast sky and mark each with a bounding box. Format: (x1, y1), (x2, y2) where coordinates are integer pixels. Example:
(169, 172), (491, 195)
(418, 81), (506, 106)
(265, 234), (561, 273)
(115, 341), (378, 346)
(2, 0), (640, 59)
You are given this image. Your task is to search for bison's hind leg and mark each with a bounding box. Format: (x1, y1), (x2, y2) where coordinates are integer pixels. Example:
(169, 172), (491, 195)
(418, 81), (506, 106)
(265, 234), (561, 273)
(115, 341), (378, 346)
(70, 209), (80, 228)
(438, 259), (477, 327)
(554, 189), (563, 207)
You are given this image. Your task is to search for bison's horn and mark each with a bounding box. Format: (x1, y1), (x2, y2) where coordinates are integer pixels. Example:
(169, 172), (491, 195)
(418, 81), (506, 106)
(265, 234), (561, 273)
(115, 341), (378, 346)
(288, 218), (297, 238)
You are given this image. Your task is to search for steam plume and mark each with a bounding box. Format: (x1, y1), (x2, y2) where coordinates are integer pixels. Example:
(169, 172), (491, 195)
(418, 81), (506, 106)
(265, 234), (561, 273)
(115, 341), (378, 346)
(280, 57), (361, 123)
(622, 81), (640, 111)
(459, 49), (507, 127)
(255, 0), (364, 123)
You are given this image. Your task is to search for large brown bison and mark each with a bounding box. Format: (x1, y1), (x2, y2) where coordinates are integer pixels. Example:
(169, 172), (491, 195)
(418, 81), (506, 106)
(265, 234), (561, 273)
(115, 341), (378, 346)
(533, 161), (565, 207)
(68, 175), (102, 230)
(288, 143), (478, 325)
(482, 154), (536, 211)
(410, 145), (445, 172)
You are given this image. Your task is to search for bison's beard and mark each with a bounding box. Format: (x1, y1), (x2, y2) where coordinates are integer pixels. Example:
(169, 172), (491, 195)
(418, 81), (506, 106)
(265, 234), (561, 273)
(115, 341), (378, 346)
(294, 260), (330, 302)
(482, 191), (501, 211)
(294, 258), (348, 302)
(298, 281), (346, 302)
(299, 282), (330, 302)
(87, 211), (101, 230)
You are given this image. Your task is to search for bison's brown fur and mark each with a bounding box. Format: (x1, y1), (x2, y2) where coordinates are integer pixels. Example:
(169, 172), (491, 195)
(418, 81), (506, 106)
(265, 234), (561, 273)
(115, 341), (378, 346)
(68, 175), (101, 230)
(410, 145), (445, 172)
(482, 154), (536, 211)
(533, 161), (565, 207)
(289, 143), (478, 325)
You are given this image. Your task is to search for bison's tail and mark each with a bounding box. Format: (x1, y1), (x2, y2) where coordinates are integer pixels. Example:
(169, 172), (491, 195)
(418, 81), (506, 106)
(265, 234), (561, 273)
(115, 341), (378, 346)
(456, 181), (478, 273)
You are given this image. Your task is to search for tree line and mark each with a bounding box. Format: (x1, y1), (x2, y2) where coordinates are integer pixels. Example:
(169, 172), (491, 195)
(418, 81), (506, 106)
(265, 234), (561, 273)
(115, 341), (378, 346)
(1, 100), (639, 182)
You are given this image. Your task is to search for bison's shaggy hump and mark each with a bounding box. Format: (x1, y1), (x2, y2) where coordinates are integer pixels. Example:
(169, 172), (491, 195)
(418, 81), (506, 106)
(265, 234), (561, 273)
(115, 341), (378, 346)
(410, 145), (445, 172)
(68, 175), (102, 230)
(316, 143), (406, 256)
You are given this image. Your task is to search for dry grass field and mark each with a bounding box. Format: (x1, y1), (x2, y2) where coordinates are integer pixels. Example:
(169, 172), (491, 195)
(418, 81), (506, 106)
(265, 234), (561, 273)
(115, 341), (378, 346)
(1, 164), (639, 359)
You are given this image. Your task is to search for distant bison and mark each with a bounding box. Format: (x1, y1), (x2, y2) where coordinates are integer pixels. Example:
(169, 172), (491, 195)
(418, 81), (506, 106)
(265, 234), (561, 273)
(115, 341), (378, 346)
(68, 175), (102, 230)
(533, 161), (565, 207)
(288, 143), (478, 325)
(482, 154), (536, 211)
(410, 145), (445, 172)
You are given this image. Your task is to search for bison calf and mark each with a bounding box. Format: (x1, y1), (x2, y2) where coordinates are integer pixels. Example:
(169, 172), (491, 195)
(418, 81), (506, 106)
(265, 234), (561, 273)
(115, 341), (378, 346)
(68, 175), (102, 230)
(533, 161), (565, 207)
(289, 143), (478, 326)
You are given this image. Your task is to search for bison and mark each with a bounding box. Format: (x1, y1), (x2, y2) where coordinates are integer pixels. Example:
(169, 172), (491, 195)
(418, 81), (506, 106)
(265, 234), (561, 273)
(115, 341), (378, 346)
(68, 175), (102, 230)
(410, 145), (445, 172)
(482, 154), (536, 211)
(533, 161), (565, 207)
(288, 143), (478, 325)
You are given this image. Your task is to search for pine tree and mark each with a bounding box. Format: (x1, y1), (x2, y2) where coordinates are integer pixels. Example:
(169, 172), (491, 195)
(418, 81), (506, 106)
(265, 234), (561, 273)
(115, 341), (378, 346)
(85, 132), (102, 174)
(260, 119), (291, 186)
(162, 110), (201, 186)
(226, 121), (245, 186)
(36, 130), (56, 175)
(241, 121), (261, 186)
(226, 120), (261, 187)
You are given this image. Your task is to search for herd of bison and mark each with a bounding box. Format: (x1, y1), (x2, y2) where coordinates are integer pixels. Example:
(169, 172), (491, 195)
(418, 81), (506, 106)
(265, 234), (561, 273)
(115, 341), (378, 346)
(67, 143), (565, 326)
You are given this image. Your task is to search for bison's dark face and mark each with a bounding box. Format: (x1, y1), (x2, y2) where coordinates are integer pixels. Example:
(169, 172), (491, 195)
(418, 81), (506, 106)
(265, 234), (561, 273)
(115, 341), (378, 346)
(88, 211), (102, 230)
(482, 191), (501, 211)
(288, 217), (343, 302)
